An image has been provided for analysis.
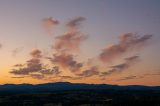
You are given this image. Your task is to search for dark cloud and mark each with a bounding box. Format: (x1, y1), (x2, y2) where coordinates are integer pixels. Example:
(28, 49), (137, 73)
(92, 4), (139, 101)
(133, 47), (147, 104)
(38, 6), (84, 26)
(100, 55), (139, 77)
(39, 66), (60, 75)
(77, 66), (99, 77)
(13, 64), (24, 67)
(99, 33), (152, 63)
(43, 17), (59, 36)
(11, 59), (60, 79)
(66, 16), (86, 28)
(116, 75), (137, 81)
(10, 48), (60, 80)
(125, 55), (139, 62)
(30, 48), (42, 58)
(111, 63), (129, 70)
(10, 58), (42, 75)
(53, 31), (88, 52)
(48, 53), (83, 73)
(59, 75), (83, 80)
(11, 76), (25, 79)
(100, 63), (129, 76)
(60, 76), (73, 79)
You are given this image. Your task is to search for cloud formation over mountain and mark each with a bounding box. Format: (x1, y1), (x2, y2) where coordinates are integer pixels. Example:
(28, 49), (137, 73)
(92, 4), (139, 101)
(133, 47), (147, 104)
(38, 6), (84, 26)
(10, 17), (153, 81)
(10, 48), (61, 80)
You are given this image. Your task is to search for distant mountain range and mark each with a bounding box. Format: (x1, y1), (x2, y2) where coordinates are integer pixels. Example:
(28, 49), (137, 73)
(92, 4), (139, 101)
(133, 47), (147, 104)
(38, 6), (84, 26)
(0, 82), (160, 93)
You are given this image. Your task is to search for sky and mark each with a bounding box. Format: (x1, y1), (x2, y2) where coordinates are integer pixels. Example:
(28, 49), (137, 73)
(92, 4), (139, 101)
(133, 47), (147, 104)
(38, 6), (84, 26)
(0, 0), (160, 86)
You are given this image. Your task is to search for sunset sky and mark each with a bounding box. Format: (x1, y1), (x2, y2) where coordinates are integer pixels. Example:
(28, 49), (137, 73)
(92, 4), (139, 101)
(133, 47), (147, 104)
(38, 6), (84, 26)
(0, 0), (160, 86)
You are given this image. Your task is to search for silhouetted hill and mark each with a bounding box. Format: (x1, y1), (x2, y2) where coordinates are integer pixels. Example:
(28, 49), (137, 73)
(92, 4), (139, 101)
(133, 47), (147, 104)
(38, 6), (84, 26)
(0, 82), (160, 94)
(1, 82), (160, 106)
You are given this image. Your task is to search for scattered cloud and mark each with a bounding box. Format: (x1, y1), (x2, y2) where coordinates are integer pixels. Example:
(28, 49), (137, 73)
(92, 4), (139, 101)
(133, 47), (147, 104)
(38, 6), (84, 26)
(53, 31), (88, 52)
(13, 64), (24, 67)
(43, 17), (59, 36)
(10, 58), (42, 75)
(116, 75), (137, 81)
(11, 76), (25, 79)
(77, 66), (99, 77)
(99, 33), (152, 63)
(48, 53), (83, 73)
(48, 16), (87, 74)
(100, 55), (139, 77)
(10, 48), (61, 80)
(59, 75), (83, 80)
(66, 16), (86, 29)
(10, 17), (153, 82)
(30, 48), (42, 58)
(39, 66), (60, 75)
(125, 55), (139, 61)
(11, 17), (88, 80)
(53, 16), (87, 52)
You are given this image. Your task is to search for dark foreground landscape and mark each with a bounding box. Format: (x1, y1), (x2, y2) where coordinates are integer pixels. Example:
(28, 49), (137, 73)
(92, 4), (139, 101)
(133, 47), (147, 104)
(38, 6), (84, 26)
(0, 82), (160, 106)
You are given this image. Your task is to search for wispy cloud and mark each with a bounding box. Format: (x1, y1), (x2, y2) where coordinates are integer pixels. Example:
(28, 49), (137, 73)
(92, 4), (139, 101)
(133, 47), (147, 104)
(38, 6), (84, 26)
(66, 16), (86, 29)
(43, 17), (59, 36)
(53, 16), (87, 52)
(53, 31), (88, 52)
(30, 48), (42, 58)
(100, 55), (139, 77)
(115, 72), (160, 81)
(77, 66), (99, 77)
(99, 33), (152, 63)
(11, 76), (25, 79)
(59, 75), (82, 80)
(48, 53), (83, 73)
(116, 75), (137, 81)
